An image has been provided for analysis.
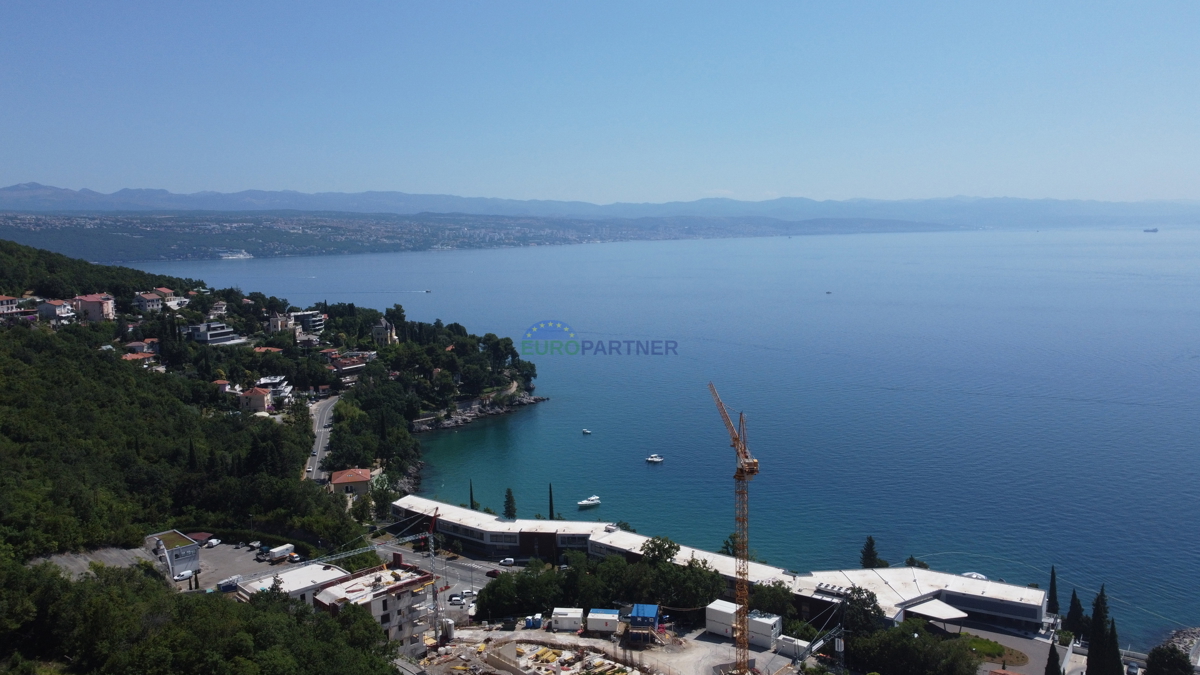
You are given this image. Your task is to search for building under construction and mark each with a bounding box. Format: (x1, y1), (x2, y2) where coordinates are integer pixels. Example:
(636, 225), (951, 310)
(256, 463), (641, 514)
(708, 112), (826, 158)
(392, 495), (1048, 633)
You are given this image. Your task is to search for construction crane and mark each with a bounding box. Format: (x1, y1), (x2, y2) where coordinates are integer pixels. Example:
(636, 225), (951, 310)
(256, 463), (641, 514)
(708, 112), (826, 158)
(709, 382), (759, 675)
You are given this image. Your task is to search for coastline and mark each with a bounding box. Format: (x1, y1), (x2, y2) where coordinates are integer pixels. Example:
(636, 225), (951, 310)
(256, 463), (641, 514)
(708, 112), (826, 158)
(410, 391), (548, 433)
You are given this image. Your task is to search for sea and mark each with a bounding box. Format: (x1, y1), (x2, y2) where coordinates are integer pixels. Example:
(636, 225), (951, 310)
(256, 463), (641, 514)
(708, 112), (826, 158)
(137, 227), (1200, 649)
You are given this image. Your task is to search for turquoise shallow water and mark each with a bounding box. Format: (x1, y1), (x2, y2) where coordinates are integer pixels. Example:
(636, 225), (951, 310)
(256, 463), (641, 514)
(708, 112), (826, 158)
(139, 228), (1200, 648)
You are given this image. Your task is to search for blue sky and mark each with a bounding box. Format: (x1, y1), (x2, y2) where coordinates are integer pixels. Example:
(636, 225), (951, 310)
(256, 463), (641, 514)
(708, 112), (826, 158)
(2, 2), (1199, 202)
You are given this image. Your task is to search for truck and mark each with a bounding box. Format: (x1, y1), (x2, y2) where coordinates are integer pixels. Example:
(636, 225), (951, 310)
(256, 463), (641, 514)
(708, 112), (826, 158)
(267, 544), (294, 563)
(257, 543), (294, 563)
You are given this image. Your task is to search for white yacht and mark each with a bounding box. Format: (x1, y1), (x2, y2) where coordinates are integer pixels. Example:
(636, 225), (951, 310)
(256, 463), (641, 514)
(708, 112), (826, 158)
(582, 429), (592, 435)
(577, 495), (601, 508)
(646, 454), (664, 463)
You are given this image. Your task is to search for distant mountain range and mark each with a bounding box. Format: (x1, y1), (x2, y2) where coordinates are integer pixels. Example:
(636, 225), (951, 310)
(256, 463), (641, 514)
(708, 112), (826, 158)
(3, 182), (1200, 227)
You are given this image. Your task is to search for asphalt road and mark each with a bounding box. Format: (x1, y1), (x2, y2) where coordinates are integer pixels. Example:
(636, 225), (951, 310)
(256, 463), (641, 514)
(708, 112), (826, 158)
(377, 544), (513, 624)
(306, 395), (339, 481)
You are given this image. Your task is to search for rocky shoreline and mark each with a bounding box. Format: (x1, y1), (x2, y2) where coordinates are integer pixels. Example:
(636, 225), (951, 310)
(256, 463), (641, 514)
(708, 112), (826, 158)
(410, 392), (549, 433)
(1165, 627), (1200, 658)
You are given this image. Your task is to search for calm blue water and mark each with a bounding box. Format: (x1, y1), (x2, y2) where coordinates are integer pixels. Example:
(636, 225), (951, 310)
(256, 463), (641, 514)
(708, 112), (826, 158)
(139, 228), (1200, 648)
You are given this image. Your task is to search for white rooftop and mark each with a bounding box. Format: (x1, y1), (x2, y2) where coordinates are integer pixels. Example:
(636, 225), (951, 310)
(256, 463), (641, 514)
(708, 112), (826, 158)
(242, 564), (348, 595)
(708, 599), (738, 613)
(906, 598), (969, 622)
(589, 528), (785, 584)
(394, 495), (613, 536)
(786, 567), (1046, 618)
(316, 568), (428, 606)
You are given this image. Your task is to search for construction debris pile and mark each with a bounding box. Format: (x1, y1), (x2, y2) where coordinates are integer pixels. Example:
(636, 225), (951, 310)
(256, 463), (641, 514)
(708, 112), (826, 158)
(420, 638), (656, 675)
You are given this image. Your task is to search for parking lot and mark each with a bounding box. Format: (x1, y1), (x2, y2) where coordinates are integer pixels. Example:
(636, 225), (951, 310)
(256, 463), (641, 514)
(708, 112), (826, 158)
(178, 542), (299, 591)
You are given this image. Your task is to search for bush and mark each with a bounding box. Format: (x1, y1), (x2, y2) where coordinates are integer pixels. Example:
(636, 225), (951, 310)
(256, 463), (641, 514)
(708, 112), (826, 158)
(1058, 629), (1074, 646)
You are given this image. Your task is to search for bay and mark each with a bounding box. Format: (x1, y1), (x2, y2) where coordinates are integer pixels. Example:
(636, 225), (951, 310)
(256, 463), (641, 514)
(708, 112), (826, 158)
(137, 228), (1200, 648)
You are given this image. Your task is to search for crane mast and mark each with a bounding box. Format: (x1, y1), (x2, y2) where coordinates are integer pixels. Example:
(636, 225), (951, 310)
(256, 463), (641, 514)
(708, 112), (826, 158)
(709, 383), (759, 675)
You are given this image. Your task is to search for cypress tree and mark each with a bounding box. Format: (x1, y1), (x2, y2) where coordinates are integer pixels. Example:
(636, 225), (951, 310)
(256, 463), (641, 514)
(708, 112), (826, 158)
(1047, 565), (1060, 615)
(1087, 586), (1110, 675)
(503, 488), (517, 519)
(548, 483), (555, 521)
(1044, 642), (1062, 675)
(1105, 618), (1122, 675)
(860, 536), (877, 568)
(1064, 589), (1085, 634)
(469, 480), (478, 510)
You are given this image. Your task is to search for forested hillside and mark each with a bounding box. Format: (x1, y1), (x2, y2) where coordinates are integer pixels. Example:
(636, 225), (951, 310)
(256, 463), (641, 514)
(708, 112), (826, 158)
(0, 319), (359, 560)
(0, 239), (197, 299)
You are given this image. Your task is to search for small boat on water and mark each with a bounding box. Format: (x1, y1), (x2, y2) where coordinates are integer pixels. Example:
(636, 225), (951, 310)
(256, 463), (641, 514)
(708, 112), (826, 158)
(1144, 228), (1159, 233)
(582, 429), (592, 435)
(646, 454), (664, 463)
(577, 495), (601, 508)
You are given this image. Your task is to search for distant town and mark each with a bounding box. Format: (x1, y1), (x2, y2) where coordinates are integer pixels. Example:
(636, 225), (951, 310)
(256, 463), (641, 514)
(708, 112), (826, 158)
(0, 211), (961, 263)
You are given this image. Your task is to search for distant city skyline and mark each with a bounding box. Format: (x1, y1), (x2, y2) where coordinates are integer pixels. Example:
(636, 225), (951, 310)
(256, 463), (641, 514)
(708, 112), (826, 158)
(2, 2), (1199, 203)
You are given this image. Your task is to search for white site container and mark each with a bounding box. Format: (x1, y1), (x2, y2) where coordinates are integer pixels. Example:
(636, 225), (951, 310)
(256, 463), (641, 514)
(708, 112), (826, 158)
(551, 608), (583, 632)
(707, 620), (734, 639)
(587, 609), (620, 632)
(706, 599), (739, 625)
(748, 612), (782, 649)
(777, 635), (811, 658)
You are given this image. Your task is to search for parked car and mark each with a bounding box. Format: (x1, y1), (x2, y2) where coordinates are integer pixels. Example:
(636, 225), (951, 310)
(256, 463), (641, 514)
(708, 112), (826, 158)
(306, 467), (312, 472)
(499, 557), (515, 566)
(311, 450), (317, 456)
(247, 540), (261, 551)
(205, 538), (222, 548)
(486, 569), (501, 578)
(235, 541), (245, 549)
(462, 589), (476, 597)
(448, 595), (464, 606)
(172, 570), (195, 582)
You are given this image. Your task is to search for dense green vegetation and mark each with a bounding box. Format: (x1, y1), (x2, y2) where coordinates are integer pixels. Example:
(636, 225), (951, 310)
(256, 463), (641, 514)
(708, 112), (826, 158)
(0, 238), (197, 304)
(475, 537), (724, 621)
(0, 559), (397, 674)
(0, 319), (359, 559)
(1145, 643), (1194, 675)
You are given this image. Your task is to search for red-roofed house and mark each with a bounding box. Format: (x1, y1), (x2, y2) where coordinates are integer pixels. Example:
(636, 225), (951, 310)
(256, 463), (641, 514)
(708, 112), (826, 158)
(212, 379), (231, 393)
(72, 293), (116, 322)
(0, 295), (19, 315)
(152, 287), (175, 299)
(121, 352), (156, 365)
(253, 346), (283, 354)
(37, 299), (75, 323)
(135, 293), (163, 313)
(328, 468), (372, 496)
(239, 387), (272, 413)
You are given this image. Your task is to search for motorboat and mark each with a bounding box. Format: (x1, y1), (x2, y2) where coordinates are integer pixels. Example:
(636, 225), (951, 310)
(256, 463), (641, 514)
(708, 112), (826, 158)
(577, 495), (601, 508)
(646, 454), (664, 463)
(582, 429), (592, 435)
